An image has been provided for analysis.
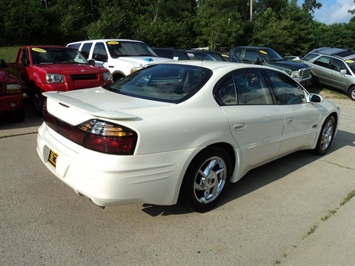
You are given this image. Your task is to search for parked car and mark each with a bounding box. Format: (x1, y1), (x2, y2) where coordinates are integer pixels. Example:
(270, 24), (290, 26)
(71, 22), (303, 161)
(37, 61), (339, 212)
(5, 46), (112, 115)
(186, 50), (241, 62)
(0, 59), (24, 122)
(67, 39), (172, 81)
(230, 46), (311, 86)
(152, 48), (191, 60)
(284, 56), (302, 62)
(302, 47), (355, 101)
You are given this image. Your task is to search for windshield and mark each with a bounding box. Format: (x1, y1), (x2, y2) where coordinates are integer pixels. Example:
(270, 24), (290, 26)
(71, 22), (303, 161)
(31, 47), (88, 64)
(259, 49), (284, 61)
(106, 40), (158, 58)
(105, 64), (212, 103)
(345, 58), (355, 73)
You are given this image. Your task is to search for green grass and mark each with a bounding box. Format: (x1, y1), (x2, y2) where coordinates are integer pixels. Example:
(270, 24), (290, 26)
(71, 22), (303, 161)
(0, 46), (21, 63)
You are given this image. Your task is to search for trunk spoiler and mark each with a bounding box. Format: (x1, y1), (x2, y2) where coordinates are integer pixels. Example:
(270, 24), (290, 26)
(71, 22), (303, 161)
(43, 91), (137, 120)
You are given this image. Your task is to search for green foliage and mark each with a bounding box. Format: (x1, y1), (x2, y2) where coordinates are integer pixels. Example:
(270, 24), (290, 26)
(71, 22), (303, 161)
(0, 0), (354, 54)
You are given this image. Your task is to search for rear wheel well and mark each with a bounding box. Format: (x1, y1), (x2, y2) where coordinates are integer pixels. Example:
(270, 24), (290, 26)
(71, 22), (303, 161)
(205, 143), (236, 175)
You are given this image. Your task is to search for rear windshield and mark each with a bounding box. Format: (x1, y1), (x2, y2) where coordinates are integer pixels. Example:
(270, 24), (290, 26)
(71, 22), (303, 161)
(105, 64), (212, 103)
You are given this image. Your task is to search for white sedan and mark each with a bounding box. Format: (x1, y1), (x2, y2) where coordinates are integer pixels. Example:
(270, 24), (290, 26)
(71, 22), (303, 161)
(37, 61), (340, 212)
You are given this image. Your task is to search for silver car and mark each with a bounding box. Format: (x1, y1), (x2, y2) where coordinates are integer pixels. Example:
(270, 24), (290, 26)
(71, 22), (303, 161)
(303, 47), (355, 101)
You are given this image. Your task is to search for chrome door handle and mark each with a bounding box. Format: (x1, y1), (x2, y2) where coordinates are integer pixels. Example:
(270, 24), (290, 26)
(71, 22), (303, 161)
(233, 122), (247, 130)
(287, 118), (294, 124)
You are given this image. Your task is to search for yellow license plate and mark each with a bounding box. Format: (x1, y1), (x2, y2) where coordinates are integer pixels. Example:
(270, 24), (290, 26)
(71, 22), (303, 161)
(48, 150), (58, 167)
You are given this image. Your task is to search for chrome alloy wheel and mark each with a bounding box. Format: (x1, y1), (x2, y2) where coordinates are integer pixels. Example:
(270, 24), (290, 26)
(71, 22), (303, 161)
(319, 118), (334, 152)
(193, 156), (227, 204)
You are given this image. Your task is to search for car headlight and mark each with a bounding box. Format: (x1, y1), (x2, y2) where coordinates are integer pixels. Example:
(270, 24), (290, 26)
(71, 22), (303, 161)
(291, 70), (301, 78)
(103, 71), (113, 81)
(46, 74), (64, 83)
(130, 66), (143, 74)
(6, 83), (21, 93)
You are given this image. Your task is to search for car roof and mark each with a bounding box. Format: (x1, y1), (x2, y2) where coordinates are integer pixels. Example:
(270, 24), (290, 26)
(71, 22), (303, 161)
(231, 46), (273, 50)
(311, 47), (355, 58)
(67, 39), (145, 44)
(157, 60), (280, 73)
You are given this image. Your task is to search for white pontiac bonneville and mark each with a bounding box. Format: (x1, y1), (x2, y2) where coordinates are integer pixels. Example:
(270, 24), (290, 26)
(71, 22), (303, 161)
(37, 61), (340, 212)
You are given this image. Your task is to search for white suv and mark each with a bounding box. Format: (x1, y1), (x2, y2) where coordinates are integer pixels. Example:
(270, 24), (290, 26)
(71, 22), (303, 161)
(67, 39), (171, 81)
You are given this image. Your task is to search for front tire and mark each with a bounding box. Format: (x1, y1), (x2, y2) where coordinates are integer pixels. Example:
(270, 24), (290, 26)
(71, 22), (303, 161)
(348, 86), (355, 101)
(33, 88), (43, 116)
(182, 146), (231, 212)
(314, 116), (336, 155)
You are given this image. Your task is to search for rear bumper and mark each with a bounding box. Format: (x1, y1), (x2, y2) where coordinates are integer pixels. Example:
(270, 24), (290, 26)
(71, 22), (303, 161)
(36, 123), (195, 207)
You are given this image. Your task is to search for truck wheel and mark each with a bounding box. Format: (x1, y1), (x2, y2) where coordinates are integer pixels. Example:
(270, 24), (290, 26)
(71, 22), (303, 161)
(113, 73), (124, 82)
(33, 89), (43, 116)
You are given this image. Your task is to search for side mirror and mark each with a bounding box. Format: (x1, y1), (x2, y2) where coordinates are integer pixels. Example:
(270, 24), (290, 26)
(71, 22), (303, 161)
(340, 69), (347, 75)
(94, 54), (108, 62)
(87, 59), (95, 66)
(309, 93), (323, 103)
(254, 58), (264, 65)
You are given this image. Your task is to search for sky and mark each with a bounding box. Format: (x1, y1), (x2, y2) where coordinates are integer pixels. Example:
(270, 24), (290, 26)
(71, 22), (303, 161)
(298, 0), (355, 24)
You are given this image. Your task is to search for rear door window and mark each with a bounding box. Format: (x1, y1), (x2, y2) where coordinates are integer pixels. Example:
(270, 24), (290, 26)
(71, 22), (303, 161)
(81, 43), (93, 59)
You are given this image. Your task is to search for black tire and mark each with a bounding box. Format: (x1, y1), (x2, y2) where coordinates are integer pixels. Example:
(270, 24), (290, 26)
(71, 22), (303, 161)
(348, 86), (355, 101)
(311, 74), (319, 87)
(33, 88), (43, 116)
(313, 116), (336, 155)
(181, 146), (231, 213)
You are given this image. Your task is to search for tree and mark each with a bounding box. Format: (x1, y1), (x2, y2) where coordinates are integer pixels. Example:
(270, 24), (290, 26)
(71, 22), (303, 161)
(302, 0), (322, 15)
(194, 0), (243, 50)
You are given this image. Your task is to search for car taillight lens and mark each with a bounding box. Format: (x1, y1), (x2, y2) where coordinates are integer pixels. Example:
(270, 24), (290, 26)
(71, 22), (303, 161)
(43, 103), (137, 155)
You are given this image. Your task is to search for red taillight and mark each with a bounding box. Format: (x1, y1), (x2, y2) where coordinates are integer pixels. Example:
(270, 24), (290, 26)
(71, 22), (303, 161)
(85, 135), (136, 154)
(43, 105), (137, 155)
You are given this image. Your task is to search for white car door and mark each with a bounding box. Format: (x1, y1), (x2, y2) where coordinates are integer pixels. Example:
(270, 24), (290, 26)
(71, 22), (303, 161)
(265, 69), (321, 155)
(216, 69), (284, 174)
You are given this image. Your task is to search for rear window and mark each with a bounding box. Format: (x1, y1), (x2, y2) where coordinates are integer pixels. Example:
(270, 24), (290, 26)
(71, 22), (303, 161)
(303, 53), (319, 61)
(105, 64), (212, 103)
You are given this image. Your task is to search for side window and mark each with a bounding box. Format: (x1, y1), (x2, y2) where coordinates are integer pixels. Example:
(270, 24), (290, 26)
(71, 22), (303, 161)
(21, 48), (28, 61)
(216, 75), (237, 105)
(314, 56), (331, 69)
(232, 48), (242, 59)
(267, 70), (306, 105)
(81, 43), (93, 59)
(243, 50), (262, 63)
(330, 58), (347, 73)
(233, 69), (273, 105)
(93, 42), (108, 62)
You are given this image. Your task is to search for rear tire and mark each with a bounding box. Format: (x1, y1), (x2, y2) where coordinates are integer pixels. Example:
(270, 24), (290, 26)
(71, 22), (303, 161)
(313, 116), (336, 155)
(181, 146), (231, 213)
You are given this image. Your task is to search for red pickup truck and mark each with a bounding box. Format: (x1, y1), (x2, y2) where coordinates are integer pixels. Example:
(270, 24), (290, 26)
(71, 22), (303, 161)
(6, 46), (112, 115)
(0, 59), (24, 122)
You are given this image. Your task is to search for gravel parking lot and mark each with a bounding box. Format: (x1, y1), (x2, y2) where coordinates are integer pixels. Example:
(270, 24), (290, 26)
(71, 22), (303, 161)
(0, 92), (354, 265)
